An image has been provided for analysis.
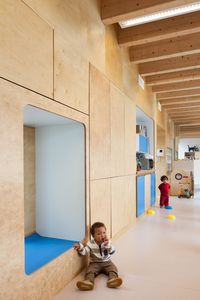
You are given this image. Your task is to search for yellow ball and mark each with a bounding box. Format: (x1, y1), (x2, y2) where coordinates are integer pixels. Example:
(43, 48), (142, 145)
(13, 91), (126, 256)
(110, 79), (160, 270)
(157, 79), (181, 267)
(147, 209), (155, 215)
(167, 215), (176, 220)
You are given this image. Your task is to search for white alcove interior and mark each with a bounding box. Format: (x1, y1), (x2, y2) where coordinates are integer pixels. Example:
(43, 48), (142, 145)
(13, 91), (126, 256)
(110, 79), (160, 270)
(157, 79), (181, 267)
(24, 105), (85, 241)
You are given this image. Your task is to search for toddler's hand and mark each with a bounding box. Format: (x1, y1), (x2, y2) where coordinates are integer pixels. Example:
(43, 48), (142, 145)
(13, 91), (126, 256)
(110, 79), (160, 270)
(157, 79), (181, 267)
(103, 236), (109, 246)
(73, 243), (80, 250)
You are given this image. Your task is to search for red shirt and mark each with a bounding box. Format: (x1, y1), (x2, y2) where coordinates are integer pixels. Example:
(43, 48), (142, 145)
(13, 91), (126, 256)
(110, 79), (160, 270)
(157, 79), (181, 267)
(158, 182), (170, 196)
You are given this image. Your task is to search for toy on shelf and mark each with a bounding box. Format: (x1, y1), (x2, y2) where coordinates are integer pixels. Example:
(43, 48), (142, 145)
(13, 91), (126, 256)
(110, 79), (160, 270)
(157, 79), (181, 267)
(178, 188), (192, 199)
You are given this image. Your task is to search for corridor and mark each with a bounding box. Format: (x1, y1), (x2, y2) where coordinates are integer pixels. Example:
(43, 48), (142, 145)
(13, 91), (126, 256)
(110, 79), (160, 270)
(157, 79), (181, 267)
(55, 194), (200, 300)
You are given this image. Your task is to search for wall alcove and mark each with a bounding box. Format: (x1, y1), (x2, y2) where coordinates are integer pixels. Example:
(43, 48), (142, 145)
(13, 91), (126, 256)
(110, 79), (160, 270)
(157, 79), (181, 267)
(23, 105), (86, 274)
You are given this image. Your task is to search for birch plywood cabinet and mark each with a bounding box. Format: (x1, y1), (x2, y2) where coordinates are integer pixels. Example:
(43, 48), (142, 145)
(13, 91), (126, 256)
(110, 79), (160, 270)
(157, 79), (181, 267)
(90, 65), (111, 180)
(0, 0), (53, 97)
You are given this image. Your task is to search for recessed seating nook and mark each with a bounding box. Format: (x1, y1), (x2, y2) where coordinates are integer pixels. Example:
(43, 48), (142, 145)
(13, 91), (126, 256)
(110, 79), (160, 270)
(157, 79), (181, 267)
(23, 105), (86, 274)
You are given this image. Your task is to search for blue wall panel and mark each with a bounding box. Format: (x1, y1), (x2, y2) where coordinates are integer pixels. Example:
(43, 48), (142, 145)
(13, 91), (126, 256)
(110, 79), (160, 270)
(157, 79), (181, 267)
(139, 135), (148, 153)
(150, 173), (156, 206)
(137, 176), (145, 217)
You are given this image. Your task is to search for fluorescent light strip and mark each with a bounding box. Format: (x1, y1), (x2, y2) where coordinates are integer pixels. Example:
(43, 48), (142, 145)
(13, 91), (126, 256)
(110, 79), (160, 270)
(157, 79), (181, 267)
(119, 2), (200, 28)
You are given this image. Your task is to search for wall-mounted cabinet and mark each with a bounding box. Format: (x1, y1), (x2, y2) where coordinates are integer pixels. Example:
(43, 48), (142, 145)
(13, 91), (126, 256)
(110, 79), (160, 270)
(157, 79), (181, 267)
(136, 107), (154, 171)
(136, 172), (156, 218)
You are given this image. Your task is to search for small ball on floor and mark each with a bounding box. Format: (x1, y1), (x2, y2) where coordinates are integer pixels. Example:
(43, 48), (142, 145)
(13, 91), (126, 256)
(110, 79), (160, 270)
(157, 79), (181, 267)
(147, 209), (155, 215)
(167, 215), (176, 221)
(165, 205), (173, 210)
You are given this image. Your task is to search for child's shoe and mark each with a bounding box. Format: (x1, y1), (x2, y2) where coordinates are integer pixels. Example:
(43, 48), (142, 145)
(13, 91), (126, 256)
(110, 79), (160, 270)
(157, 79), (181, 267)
(107, 277), (123, 288)
(76, 280), (94, 291)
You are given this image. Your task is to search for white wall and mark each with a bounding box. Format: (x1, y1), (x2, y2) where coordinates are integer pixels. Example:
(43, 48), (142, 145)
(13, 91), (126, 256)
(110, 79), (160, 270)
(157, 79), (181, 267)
(178, 138), (200, 159)
(194, 160), (200, 186)
(36, 124), (85, 241)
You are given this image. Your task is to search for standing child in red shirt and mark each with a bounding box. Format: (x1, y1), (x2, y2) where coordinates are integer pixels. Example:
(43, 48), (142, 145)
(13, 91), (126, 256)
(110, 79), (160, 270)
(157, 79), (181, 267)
(158, 175), (170, 208)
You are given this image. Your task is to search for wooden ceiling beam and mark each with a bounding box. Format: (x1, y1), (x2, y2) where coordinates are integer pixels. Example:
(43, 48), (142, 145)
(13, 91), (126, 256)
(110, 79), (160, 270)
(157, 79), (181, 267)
(130, 32), (200, 63)
(181, 125), (200, 127)
(168, 110), (200, 116)
(180, 127), (200, 131)
(167, 107), (200, 113)
(118, 11), (200, 47)
(152, 79), (200, 93)
(160, 96), (200, 106)
(172, 115), (200, 122)
(164, 104), (200, 114)
(165, 103), (200, 110)
(146, 69), (200, 86)
(157, 88), (200, 99)
(180, 126), (200, 133)
(172, 118), (200, 123)
(101, 0), (196, 25)
(179, 125), (200, 128)
(139, 53), (200, 76)
(179, 131), (200, 138)
(179, 126), (200, 131)
(178, 122), (200, 126)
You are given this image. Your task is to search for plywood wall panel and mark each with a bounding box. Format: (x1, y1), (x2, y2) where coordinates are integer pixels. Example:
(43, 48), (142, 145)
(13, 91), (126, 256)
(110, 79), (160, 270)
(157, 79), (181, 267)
(54, 33), (89, 114)
(24, 126), (36, 236)
(110, 84), (125, 177)
(0, 78), (89, 300)
(0, 0), (53, 97)
(90, 65), (111, 179)
(111, 176), (135, 237)
(22, 0), (106, 74)
(90, 179), (111, 237)
(125, 96), (136, 175)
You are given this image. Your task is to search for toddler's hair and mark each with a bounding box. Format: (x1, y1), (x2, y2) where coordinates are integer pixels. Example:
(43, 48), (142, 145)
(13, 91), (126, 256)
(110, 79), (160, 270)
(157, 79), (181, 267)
(90, 222), (106, 236)
(160, 175), (168, 182)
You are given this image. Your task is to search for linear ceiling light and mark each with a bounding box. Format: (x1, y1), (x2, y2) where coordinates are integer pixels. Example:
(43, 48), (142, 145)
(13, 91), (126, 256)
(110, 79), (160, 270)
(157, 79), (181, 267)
(119, 2), (200, 28)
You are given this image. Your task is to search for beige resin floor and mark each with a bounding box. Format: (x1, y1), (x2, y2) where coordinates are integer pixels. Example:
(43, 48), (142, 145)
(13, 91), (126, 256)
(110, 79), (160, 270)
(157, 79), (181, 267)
(54, 193), (200, 300)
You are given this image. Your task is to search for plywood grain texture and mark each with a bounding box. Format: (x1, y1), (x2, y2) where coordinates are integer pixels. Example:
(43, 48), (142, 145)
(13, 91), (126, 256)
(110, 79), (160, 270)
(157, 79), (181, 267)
(105, 26), (123, 90)
(111, 176), (135, 237)
(110, 84), (125, 177)
(0, 0), (53, 97)
(54, 33), (89, 114)
(0, 78), (89, 300)
(125, 96), (136, 175)
(90, 65), (111, 180)
(22, 0), (106, 73)
(90, 179), (111, 237)
(24, 126), (36, 236)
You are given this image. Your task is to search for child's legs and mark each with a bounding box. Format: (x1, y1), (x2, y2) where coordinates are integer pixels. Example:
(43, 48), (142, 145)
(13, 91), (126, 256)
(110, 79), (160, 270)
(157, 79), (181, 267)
(164, 196), (169, 206)
(160, 195), (165, 207)
(84, 262), (102, 283)
(101, 260), (118, 279)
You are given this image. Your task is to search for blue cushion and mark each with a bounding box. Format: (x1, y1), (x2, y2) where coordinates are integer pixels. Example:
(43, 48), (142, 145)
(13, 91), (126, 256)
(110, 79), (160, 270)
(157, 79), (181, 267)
(25, 233), (77, 274)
